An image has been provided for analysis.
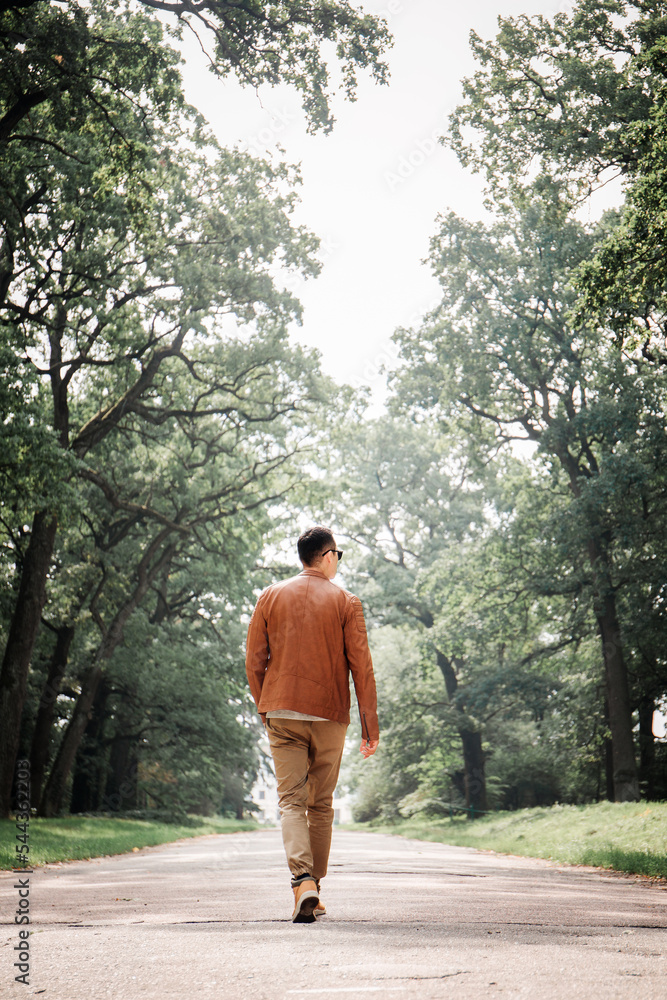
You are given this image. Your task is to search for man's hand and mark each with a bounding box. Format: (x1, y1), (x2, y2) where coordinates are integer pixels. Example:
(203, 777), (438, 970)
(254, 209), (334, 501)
(359, 739), (379, 758)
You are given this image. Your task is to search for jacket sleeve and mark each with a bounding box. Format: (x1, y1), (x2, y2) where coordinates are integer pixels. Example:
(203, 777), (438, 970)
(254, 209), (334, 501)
(245, 595), (270, 722)
(343, 595), (379, 741)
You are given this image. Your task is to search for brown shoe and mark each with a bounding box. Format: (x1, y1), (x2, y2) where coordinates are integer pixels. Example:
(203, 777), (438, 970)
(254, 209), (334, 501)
(313, 879), (325, 916)
(291, 879), (319, 923)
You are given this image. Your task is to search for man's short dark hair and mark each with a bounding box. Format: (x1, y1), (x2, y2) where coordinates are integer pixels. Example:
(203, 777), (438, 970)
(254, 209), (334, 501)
(298, 526), (335, 566)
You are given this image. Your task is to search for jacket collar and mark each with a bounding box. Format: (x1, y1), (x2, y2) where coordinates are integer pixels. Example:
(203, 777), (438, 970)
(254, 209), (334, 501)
(300, 567), (328, 579)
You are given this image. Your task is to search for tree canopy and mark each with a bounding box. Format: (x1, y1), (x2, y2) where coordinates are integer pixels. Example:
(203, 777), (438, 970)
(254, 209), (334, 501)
(0, 0), (390, 817)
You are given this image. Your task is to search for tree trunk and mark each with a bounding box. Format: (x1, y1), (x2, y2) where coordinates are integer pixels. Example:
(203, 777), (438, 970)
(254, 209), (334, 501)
(70, 679), (110, 814)
(38, 533), (177, 816)
(595, 591), (639, 801)
(105, 727), (139, 812)
(435, 650), (487, 816)
(459, 727), (488, 815)
(557, 457), (640, 804)
(1, 310), (71, 816)
(0, 509), (58, 816)
(29, 624), (75, 807)
(638, 695), (656, 800)
(38, 665), (103, 817)
(603, 696), (615, 802)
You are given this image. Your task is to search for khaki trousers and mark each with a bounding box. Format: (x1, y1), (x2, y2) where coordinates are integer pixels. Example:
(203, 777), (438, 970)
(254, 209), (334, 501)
(266, 718), (348, 882)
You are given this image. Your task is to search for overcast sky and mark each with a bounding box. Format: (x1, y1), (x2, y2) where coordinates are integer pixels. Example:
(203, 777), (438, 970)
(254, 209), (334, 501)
(177, 0), (578, 401)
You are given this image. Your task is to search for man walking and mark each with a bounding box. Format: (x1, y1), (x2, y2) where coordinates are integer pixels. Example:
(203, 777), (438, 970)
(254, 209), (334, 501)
(245, 526), (379, 922)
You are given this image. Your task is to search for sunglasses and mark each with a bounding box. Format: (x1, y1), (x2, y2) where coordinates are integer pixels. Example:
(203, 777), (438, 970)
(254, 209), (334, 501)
(322, 548), (344, 562)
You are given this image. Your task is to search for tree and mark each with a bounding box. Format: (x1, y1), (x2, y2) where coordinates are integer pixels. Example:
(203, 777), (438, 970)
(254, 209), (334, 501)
(423, 458), (622, 808)
(3, 0), (378, 812)
(318, 414), (496, 814)
(346, 624), (463, 822)
(23, 324), (325, 815)
(66, 591), (260, 817)
(330, 416), (603, 817)
(1, 0), (390, 313)
(447, 0), (667, 364)
(1, 0), (391, 149)
(391, 194), (667, 801)
(432, 0), (667, 802)
(448, 0), (664, 204)
(574, 101), (667, 367)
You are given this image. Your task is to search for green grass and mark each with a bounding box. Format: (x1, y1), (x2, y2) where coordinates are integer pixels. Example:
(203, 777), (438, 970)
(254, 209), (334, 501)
(348, 801), (667, 879)
(0, 814), (258, 869)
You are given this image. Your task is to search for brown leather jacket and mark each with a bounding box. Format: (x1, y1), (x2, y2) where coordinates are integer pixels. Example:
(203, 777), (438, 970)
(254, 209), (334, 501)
(245, 567), (379, 740)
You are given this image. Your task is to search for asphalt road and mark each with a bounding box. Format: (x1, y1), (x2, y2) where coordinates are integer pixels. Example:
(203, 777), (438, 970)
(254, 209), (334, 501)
(1, 828), (665, 999)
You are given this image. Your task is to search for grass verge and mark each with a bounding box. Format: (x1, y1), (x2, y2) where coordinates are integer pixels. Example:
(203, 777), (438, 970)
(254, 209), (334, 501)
(348, 800), (667, 879)
(0, 814), (258, 869)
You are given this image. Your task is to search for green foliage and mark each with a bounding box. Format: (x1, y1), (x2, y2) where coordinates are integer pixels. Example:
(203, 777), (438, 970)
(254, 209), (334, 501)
(390, 192), (667, 732)
(139, 0), (392, 134)
(1, 0), (384, 816)
(21, 322), (328, 812)
(353, 801), (667, 880)
(346, 626), (459, 823)
(347, 2), (667, 813)
(447, 0), (667, 375)
(0, 814), (258, 869)
(0, 339), (75, 521)
(574, 96), (667, 363)
(103, 612), (257, 814)
(320, 405), (627, 817)
(0, 0), (391, 153)
(448, 0), (664, 202)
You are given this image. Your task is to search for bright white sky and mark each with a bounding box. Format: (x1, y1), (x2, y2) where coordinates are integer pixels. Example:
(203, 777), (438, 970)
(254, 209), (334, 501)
(177, 0), (578, 400)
